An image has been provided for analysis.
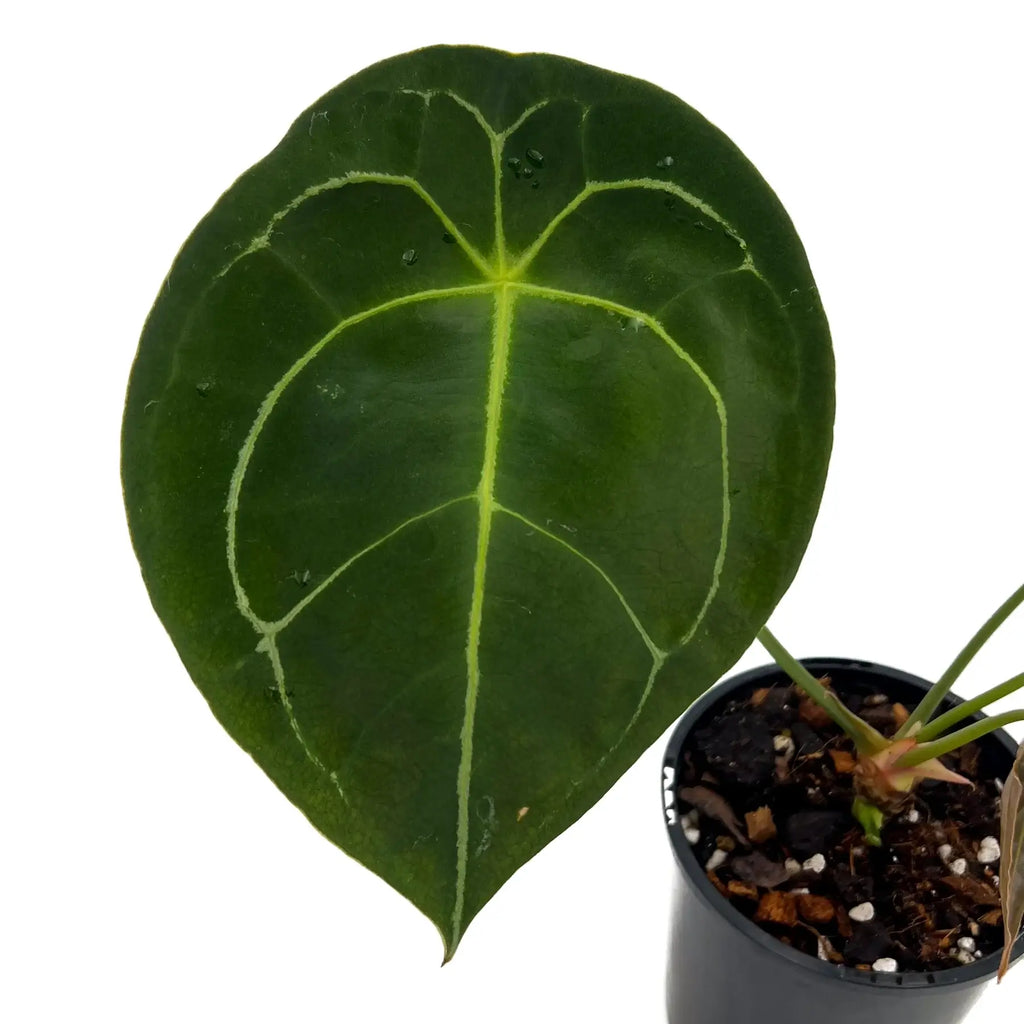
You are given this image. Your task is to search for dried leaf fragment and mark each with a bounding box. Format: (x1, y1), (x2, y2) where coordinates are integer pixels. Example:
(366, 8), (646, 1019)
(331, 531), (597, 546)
(732, 851), (791, 889)
(679, 786), (750, 847)
(998, 741), (1024, 981)
(939, 875), (1001, 907)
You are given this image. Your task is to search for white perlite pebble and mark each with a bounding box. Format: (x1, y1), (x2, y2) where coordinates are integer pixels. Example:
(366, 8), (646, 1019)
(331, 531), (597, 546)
(785, 858), (803, 876)
(950, 858), (967, 877)
(903, 808), (921, 824)
(706, 849), (728, 872)
(684, 826), (701, 845)
(773, 734), (795, 755)
(683, 808), (699, 827)
(978, 837), (1000, 864)
(937, 843), (953, 863)
(803, 854), (826, 874)
(957, 937), (976, 953)
(957, 950), (975, 966)
(791, 887), (810, 895)
(849, 902), (875, 922)
(872, 958), (898, 973)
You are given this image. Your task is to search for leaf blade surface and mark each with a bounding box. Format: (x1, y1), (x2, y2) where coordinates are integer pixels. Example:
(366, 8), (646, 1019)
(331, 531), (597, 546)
(122, 45), (834, 955)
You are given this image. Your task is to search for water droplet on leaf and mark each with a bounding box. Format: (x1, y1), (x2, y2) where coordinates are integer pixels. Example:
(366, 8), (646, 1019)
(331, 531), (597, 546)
(522, 166), (534, 179)
(401, 248), (418, 265)
(196, 381), (212, 396)
(441, 232), (455, 244)
(656, 155), (674, 168)
(506, 156), (522, 178)
(525, 148), (544, 168)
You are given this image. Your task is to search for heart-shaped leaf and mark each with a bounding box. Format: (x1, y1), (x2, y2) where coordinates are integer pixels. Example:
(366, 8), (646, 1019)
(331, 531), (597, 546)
(122, 45), (833, 956)
(1000, 741), (1024, 980)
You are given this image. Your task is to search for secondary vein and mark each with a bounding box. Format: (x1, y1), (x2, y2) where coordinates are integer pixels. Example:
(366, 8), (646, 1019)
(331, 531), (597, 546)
(508, 178), (762, 284)
(225, 283), (494, 631)
(213, 171), (495, 282)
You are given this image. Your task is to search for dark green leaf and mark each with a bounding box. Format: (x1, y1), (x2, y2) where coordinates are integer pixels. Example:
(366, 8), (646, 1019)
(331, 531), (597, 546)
(121, 45), (833, 957)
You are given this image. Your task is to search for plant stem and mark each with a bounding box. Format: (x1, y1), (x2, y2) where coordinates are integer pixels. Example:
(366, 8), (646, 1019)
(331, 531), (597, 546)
(897, 581), (1024, 739)
(896, 710), (1024, 766)
(756, 627), (888, 754)
(915, 672), (1024, 742)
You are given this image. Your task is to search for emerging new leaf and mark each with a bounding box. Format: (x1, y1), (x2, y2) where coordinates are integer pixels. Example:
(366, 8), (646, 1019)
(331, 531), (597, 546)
(121, 46), (834, 956)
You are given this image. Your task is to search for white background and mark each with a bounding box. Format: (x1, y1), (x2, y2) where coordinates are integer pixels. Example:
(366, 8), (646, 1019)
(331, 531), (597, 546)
(4, 1), (1022, 1021)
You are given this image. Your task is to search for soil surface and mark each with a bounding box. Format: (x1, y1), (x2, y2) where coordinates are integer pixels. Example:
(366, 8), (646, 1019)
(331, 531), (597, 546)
(676, 678), (1005, 972)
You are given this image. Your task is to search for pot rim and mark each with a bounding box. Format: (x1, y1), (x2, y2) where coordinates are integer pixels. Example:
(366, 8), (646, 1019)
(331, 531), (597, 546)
(663, 656), (1024, 990)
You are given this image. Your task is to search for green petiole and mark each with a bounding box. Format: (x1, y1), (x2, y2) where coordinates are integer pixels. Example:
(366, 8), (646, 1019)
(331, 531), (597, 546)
(915, 672), (1024, 742)
(897, 582), (1024, 739)
(896, 710), (1024, 767)
(756, 627), (888, 755)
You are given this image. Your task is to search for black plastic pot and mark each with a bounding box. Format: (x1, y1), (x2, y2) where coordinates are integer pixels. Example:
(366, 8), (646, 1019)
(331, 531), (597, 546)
(662, 658), (1024, 1024)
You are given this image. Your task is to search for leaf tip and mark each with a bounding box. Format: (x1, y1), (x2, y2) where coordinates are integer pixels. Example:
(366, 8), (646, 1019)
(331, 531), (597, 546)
(439, 922), (462, 966)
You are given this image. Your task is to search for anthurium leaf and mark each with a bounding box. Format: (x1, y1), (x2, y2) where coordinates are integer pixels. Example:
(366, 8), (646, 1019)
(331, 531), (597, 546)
(121, 45), (833, 957)
(999, 741), (1024, 980)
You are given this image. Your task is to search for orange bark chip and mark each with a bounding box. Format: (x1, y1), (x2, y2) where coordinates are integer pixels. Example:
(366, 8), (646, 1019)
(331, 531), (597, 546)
(707, 870), (728, 896)
(798, 698), (833, 730)
(754, 891), (798, 927)
(727, 880), (760, 900)
(797, 894), (836, 924)
(828, 748), (857, 774)
(745, 806), (778, 843)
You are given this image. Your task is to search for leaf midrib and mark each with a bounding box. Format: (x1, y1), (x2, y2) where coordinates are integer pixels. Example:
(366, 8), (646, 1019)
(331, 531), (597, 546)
(219, 90), (743, 949)
(454, 281), (514, 947)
